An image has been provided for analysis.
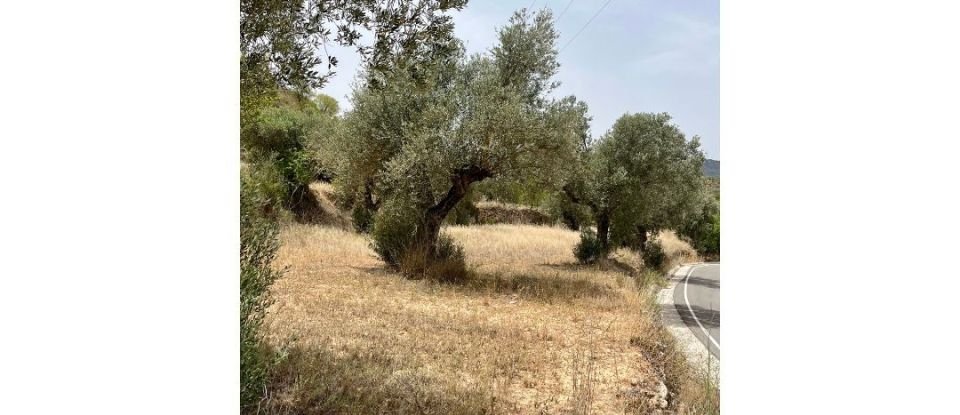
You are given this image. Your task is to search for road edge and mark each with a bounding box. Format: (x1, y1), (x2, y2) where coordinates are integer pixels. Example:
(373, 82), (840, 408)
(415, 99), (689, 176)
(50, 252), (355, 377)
(658, 263), (720, 384)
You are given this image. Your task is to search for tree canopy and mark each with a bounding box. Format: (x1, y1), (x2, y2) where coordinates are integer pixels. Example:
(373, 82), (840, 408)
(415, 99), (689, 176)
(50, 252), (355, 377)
(240, 0), (467, 92)
(566, 112), (706, 257)
(336, 8), (587, 270)
(240, 0), (468, 134)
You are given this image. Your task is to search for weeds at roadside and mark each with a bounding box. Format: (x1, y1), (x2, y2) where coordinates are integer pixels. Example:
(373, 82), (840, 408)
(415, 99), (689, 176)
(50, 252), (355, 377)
(674, 356), (720, 415)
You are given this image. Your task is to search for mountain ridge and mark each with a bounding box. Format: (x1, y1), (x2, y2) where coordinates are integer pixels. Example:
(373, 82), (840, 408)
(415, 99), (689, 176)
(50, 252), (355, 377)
(703, 159), (719, 177)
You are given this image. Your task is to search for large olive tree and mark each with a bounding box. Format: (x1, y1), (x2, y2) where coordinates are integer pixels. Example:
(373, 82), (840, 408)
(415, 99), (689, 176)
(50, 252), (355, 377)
(567, 112), (706, 257)
(341, 9), (584, 268)
(331, 45), (462, 230)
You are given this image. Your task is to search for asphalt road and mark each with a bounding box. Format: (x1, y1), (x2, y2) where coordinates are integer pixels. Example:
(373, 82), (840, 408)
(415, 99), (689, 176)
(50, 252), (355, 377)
(674, 263), (720, 359)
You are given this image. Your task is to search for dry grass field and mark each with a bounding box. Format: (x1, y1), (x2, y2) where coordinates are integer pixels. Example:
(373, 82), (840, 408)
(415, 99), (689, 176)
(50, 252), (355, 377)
(260, 222), (716, 414)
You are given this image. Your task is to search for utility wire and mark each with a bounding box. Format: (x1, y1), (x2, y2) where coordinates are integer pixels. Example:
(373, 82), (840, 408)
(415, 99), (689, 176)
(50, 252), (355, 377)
(556, 0), (576, 21)
(559, 0), (615, 52)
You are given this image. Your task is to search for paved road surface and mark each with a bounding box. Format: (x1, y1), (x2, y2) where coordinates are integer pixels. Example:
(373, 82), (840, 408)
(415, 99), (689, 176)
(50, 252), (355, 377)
(674, 263), (720, 359)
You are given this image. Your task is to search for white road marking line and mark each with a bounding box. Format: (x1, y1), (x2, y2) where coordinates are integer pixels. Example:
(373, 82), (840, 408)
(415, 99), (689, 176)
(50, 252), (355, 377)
(683, 264), (721, 351)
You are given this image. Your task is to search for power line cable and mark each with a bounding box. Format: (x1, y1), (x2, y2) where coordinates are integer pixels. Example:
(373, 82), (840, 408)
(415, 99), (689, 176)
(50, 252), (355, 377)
(559, 0), (615, 52)
(556, 0), (576, 21)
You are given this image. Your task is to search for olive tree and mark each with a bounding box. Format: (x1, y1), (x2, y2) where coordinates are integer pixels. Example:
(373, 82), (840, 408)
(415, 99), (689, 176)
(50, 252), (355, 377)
(341, 9), (583, 271)
(568, 112), (706, 260)
(332, 48), (461, 230)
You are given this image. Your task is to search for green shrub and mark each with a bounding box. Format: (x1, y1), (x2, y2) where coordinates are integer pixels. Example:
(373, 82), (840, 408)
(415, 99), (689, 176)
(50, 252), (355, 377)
(642, 238), (667, 271)
(242, 158), (287, 218)
(372, 198), (468, 281)
(371, 198), (419, 268)
(574, 228), (604, 264)
(242, 92), (341, 218)
(240, 173), (285, 409)
(698, 213), (720, 258)
(680, 195), (720, 259)
(399, 234), (469, 282)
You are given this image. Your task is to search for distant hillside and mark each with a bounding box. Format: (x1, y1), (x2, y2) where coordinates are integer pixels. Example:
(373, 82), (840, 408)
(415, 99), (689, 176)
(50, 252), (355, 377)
(703, 159), (720, 177)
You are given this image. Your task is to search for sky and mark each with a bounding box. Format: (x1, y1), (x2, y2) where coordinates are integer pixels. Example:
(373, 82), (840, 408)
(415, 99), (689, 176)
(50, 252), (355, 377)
(319, 0), (719, 160)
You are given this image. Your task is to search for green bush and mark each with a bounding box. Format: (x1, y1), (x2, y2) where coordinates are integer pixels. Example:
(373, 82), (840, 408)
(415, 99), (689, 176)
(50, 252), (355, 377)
(399, 234), (469, 282)
(680, 197), (720, 258)
(371, 198), (419, 268)
(372, 198), (468, 281)
(574, 228), (604, 264)
(699, 213), (720, 257)
(242, 158), (287, 218)
(240, 173), (285, 409)
(242, 92), (341, 217)
(642, 238), (667, 271)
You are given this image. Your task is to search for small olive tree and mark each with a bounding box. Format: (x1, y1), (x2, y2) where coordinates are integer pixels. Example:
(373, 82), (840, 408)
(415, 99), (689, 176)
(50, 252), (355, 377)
(342, 9), (583, 272)
(569, 112), (706, 261)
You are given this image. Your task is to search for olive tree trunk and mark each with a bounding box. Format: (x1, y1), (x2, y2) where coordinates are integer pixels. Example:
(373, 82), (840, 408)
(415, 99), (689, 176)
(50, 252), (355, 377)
(596, 211), (611, 254)
(361, 180), (381, 215)
(634, 226), (648, 251)
(417, 165), (492, 255)
(560, 209), (580, 231)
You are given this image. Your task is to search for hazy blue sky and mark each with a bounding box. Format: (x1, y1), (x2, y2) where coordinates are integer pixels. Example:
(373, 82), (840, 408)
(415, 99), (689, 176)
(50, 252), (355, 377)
(320, 0), (719, 160)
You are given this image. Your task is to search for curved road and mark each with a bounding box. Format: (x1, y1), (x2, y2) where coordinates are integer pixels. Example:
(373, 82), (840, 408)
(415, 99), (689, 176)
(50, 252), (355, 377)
(674, 263), (720, 359)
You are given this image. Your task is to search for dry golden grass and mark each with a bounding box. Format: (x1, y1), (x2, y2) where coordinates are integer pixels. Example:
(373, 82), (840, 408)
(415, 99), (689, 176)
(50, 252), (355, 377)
(656, 230), (700, 271)
(263, 223), (714, 414)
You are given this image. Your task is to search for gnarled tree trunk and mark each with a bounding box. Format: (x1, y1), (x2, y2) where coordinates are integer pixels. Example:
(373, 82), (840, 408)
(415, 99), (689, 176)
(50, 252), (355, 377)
(417, 165), (492, 256)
